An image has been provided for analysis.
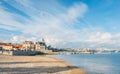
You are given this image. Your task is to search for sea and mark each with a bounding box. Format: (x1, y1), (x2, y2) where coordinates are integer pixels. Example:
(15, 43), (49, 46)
(48, 53), (120, 74)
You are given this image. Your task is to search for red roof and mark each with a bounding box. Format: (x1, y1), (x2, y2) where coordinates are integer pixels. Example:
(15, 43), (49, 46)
(0, 42), (6, 45)
(13, 45), (22, 49)
(5, 44), (12, 46)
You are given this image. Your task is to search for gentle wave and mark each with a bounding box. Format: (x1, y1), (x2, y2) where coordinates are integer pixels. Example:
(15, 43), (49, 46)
(48, 53), (120, 74)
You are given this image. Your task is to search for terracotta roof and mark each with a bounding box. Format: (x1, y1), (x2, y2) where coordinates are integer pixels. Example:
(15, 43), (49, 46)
(13, 45), (22, 49)
(5, 44), (12, 46)
(0, 42), (6, 45)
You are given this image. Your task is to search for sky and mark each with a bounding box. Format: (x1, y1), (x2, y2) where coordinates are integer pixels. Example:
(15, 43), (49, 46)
(0, 0), (120, 48)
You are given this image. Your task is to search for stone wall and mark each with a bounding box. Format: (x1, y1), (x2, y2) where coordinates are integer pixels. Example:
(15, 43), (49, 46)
(0, 50), (36, 56)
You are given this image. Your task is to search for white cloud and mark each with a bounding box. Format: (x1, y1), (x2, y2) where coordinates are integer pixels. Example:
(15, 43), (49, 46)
(68, 3), (87, 19)
(0, 6), (28, 30)
(1, 0), (120, 48)
(10, 36), (25, 43)
(86, 32), (120, 48)
(10, 35), (37, 43)
(88, 32), (112, 42)
(17, 2), (88, 47)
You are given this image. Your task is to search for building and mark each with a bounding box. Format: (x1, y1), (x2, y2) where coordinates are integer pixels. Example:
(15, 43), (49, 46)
(13, 45), (22, 50)
(35, 38), (46, 52)
(0, 42), (6, 50)
(3, 43), (13, 50)
(0, 42), (22, 51)
(22, 41), (35, 51)
(35, 41), (46, 52)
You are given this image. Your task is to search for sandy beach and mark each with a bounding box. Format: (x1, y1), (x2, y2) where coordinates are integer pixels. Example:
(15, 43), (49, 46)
(0, 55), (87, 74)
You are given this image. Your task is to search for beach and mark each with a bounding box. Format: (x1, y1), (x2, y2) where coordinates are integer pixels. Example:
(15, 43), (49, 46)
(0, 55), (87, 74)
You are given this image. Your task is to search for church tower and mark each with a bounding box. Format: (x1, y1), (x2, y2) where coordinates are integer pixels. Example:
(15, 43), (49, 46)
(42, 38), (45, 43)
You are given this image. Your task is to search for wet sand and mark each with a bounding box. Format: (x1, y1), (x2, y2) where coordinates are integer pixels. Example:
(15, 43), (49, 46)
(0, 55), (87, 74)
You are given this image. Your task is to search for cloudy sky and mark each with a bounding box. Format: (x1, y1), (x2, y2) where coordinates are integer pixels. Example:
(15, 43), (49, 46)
(0, 0), (120, 48)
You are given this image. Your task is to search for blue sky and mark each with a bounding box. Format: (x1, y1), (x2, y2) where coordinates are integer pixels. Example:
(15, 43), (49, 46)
(0, 0), (120, 48)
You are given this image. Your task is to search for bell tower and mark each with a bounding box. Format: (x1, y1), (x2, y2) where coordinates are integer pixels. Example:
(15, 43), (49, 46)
(42, 38), (45, 43)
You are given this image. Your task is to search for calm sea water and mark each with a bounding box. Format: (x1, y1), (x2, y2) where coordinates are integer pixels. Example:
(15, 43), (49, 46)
(48, 53), (120, 74)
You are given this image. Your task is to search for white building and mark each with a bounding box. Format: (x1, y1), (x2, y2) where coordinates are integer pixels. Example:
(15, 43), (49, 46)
(35, 41), (46, 52)
(22, 41), (35, 51)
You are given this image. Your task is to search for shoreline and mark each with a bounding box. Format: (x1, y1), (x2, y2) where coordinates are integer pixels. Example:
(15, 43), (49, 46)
(46, 55), (88, 74)
(0, 55), (87, 74)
